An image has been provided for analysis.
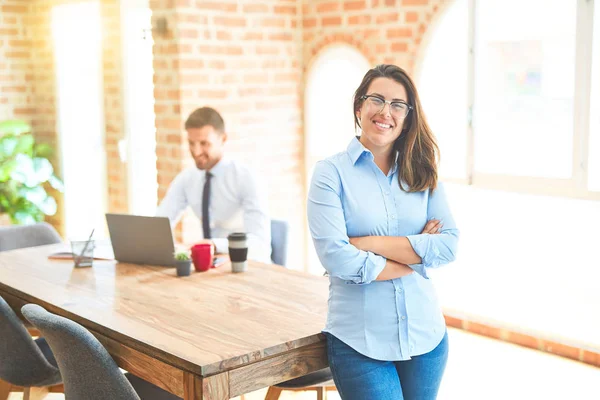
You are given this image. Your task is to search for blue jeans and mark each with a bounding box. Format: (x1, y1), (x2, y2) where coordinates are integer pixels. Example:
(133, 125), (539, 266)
(325, 331), (449, 400)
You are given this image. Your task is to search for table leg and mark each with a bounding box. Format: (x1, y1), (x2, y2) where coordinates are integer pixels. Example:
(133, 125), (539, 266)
(184, 372), (229, 400)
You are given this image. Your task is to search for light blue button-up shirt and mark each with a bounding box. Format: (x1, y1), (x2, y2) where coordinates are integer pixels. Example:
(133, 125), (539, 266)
(307, 137), (459, 361)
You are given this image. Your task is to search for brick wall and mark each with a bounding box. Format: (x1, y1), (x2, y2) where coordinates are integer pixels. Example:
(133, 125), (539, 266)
(303, 0), (445, 75)
(0, 1), (34, 122)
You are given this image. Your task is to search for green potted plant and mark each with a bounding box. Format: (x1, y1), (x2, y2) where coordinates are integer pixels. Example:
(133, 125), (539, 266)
(174, 250), (192, 277)
(0, 120), (64, 225)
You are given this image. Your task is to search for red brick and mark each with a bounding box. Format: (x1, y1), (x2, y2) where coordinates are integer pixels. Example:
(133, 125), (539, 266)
(1, 5), (28, 13)
(582, 350), (600, 367)
(243, 32), (263, 40)
(406, 11), (419, 22)
(243, 4), (269, 13)
(195, 2), (237, 12)
(207, 60), (225, 69)
(316, 2), (340, 13)
(349, 15), (372, 25)
(376, 12), (399, 24)
(540, 340), (581, 361)
(178, 59), (205, 69)
(443, 315), (463, 329)
(179, 29), (198, 39)
(391, 42), (408, 52)
(322, 16), (342, 26)
(387, 27), (412, 38)
(212, 16), (246, 28)
(506, 331), (539, 350)
(8, 39), (31, 47)
(402, 0), (428, 4)
(258, 18), (287, 28)
(216, 30), (233, 40)
(465, 322), (503, 340)
(274, 5), (296, 14)
(256, 46), (280, 55)
(303, 18), (317, 28)
(269, 32), (293, 41)
(344, 0), (366, 11)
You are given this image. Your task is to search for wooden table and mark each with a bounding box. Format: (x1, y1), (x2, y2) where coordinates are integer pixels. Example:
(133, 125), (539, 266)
(0, 244), (329, 399)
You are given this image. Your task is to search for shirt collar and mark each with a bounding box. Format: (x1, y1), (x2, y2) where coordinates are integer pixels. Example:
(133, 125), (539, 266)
(205, 156), (231, 178)
(347, 136), (371, 165)
(347, 136), (399, 176)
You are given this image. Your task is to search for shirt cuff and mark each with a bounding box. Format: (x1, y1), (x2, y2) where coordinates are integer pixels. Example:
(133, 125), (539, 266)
(342, 252), (386, 285)
(408, 263), (429, 279)
(212, 238), (228, 254)
(407, 234), (441, 266)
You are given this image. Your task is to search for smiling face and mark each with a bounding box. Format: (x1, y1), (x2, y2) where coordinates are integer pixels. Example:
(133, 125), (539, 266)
(355, 77), (409, 155)
(187, 125), (227, 170)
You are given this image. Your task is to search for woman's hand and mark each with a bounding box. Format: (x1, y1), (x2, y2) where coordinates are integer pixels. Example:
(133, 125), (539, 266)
(421, 219), (443, 234)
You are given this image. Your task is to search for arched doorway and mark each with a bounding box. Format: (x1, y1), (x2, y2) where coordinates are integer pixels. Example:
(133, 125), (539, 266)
(304, 44), (370, 274)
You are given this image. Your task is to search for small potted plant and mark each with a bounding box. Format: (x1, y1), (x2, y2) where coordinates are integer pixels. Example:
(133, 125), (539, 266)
(174, 251), (192, 277)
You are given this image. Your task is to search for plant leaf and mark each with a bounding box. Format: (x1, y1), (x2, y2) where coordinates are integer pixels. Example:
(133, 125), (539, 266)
(10, 154), (35, 186)
(39, 195), (57, 215)
(0, 120), (31, 137)
(0, 159), (17, 181)
(13, 210), (39, 225)
(22, 186), (47, 208)
(0, 135), (19, 158)
(14, 134), (35, 155)
(34, 143), (53, 158)
(32, 157), (53, 183)
(48, 174), (65, 192)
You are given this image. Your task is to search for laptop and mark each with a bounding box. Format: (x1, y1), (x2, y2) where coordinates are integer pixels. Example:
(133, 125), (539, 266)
(105, 213), (175, 267)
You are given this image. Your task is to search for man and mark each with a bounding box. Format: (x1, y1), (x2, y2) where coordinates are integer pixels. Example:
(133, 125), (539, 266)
(156, 107), (272, 263)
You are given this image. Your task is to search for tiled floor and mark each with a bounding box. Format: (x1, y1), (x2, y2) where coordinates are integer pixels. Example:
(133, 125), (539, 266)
(9, 328), (600, 400)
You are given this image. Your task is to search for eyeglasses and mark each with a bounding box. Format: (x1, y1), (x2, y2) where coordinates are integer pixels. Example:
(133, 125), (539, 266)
(361, 95), (413, 118)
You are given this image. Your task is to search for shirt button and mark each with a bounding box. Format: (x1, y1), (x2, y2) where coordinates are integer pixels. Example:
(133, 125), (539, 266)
(401, 316), (406, 320)
(396, 288), (402, 293)
(385, 191), (390, 196)
(391, 215), (396, 219)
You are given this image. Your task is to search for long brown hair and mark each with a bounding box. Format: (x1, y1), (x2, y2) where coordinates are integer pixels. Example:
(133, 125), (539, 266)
(353, 64), (439, 192)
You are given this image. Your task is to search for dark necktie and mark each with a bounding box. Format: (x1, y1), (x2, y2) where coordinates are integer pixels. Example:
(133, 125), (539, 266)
(202, 171), (212, 239)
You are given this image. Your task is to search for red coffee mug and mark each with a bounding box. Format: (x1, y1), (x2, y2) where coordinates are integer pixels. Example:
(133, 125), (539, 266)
(191, 243), (214, 272)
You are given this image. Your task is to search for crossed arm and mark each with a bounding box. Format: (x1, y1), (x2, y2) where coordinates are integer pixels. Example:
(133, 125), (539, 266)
(308, 161), (459, 284)
(352, 219), (444, 281)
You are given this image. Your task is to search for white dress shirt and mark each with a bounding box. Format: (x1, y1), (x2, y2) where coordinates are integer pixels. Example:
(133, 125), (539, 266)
(156, 157), (272, 263)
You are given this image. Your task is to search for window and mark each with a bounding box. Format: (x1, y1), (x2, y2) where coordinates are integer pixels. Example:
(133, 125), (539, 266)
(52, 1), (107, 239)
(417, 0), (598, 200)
(121, 0), (158, 215)
(416, 0), (469, 181)
(473, 0), (576, 179)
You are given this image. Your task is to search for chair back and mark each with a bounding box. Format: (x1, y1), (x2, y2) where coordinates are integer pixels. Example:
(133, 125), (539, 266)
(0, 296), (61, 386)
(22, 304), (140, 400)
(270, 219), (289, 266)
(0, 222), (62, 252)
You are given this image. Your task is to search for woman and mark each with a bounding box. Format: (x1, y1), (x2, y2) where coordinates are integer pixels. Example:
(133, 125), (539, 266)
(307, 64), (459, 400)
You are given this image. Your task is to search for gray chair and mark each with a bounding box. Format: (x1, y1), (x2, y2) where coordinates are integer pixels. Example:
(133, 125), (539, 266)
(0, 222), (62, 252)
(266, 220), (335, 400)
(0, 295), (62, 400)
(21, 304), (181, 400)
(270, 219), (289, 266)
